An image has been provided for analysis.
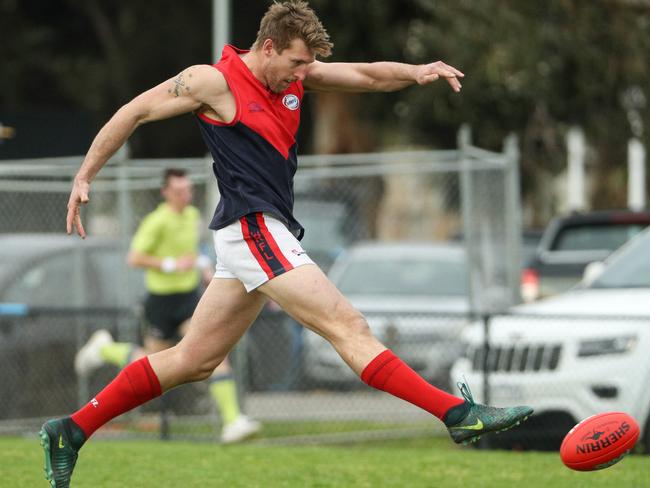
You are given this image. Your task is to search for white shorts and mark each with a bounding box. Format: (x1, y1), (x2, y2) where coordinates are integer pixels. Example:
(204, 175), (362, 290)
(212, 213), (314, 292)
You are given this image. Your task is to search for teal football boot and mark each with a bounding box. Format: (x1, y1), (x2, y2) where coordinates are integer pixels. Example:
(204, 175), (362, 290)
(39, 417), (86, 487)
(444, 382), (534, 445)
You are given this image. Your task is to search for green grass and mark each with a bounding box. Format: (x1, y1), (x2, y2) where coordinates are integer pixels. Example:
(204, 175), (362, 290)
(152, 418), (434, 438)
(3, 435), (648, 488)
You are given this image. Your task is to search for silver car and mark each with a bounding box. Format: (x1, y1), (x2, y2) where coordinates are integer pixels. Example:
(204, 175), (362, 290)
(0, 234), (144, 419)
(303, 241), (470, 389)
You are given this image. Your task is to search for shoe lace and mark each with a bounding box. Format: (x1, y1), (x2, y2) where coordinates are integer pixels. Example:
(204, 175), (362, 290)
(456, 378), (476, 406)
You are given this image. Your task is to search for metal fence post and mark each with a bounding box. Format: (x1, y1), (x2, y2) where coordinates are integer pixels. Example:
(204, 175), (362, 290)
(458, 125), (476, 313)
(115, 145), (134, 342)
(504, 133), (522, 306)
(479, 313), (491, 449)
(74, 243), (89, 408)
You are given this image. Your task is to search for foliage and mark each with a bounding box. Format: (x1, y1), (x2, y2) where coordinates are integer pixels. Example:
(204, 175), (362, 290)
(1, 0), (212, 156)
(3, 0), (649, 213)
(310, 0), (650, 213)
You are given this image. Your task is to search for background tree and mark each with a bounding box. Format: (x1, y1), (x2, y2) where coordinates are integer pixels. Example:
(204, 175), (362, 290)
(2, 0), (649, 224)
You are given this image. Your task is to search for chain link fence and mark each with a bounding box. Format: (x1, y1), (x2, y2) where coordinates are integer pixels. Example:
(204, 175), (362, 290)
(0, 132), (528, 445)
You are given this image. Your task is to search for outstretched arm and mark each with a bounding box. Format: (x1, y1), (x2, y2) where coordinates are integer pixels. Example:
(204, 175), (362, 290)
(67, 65), (228, 238)
(303, 60), (464, 93)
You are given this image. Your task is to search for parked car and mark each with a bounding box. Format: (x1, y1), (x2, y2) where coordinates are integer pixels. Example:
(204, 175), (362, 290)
(452, 227), (650, 451)
(0, 233), (300, 416)
(520, 228), (544, 268)
(521, 209), (650, 301)
(0, 234), (144, 419)
(303, 241), (471, 389)
(293, 199), (351, 272)
(0, 234), (144, 308)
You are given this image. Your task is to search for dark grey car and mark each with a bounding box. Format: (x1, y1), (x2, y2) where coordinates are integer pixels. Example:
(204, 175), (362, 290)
(303, 241), (471, 390)
(0, 234), (144, 419)
(521, 210), (650, 301)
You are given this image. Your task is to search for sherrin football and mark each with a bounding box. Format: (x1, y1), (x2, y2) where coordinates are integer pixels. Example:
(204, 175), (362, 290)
(560, 411), (639, 471)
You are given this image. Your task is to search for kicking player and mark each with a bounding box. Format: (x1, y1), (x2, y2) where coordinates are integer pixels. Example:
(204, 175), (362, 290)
(41, 2), (532, 486)
(74, 168), (260, 444)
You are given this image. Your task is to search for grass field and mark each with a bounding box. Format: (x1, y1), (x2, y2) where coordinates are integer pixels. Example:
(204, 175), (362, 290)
(3, 435), (647, 487)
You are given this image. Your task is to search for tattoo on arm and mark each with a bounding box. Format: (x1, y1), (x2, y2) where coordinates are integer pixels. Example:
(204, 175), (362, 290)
(168, 70), (193, 97)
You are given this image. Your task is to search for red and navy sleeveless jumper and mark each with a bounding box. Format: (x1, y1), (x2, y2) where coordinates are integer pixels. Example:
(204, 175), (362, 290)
(195, 45), (305, 239)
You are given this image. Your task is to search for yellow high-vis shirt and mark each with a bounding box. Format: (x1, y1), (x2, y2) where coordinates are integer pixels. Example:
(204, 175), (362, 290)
(130, 203), (201, 294)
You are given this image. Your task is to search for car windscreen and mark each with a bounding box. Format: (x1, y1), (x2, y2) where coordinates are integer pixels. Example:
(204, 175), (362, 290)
(298, 211), (346, 253)
(590, 231), (650, 288)
(1, 252), (80, 306)
(335, 257), (468, 296)
(552, 223), (647, 251)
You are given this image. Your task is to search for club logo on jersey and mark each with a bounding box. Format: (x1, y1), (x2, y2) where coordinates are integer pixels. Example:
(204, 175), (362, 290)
(282, 94), (300, 111)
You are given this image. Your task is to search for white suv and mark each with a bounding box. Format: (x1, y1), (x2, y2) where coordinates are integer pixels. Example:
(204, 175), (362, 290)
(451, 228), (650, 451)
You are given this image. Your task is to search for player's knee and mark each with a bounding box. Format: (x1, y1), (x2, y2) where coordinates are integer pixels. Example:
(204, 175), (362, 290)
(191, 356), (226, 381)
(348, 313), (373, 340)
(176, 349), (225, 382)
(192, 366), (216, 382)
(329, 311), (372, 344)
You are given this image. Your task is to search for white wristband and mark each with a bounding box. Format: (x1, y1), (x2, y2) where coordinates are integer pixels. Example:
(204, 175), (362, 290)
(196, 255), (212, 269)
(160, 257), (177, 273)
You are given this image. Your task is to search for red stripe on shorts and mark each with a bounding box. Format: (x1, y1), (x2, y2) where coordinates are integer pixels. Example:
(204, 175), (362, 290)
(256, 213), (294, 273)
(240, 216), (274, 279)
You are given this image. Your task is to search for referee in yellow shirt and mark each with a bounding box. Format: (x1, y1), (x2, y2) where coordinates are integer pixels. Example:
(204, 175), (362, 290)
(75, 168), (260, 443)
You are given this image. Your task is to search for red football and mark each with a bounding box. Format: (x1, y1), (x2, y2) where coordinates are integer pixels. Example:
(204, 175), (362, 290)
(560, 412), (639, 471)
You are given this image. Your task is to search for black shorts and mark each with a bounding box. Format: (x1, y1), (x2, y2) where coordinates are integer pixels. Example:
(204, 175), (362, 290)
(143, 289), (201, 341)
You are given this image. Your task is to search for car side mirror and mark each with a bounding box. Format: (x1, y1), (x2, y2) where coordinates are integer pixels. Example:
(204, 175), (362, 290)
(582, 261), (605, 286)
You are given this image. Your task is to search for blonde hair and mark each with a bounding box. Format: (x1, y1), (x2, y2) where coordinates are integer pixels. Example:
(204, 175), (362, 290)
(252, 1), (333, 58)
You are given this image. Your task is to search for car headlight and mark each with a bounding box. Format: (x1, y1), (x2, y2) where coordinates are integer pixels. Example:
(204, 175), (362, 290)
(577, 336), (637, 357)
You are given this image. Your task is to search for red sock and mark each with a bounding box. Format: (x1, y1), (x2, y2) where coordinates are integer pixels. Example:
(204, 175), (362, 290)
(361, 349), (464, 420)
(71, 357), (162, 438)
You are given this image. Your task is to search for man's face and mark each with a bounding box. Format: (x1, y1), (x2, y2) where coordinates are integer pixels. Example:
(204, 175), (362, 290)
(263, 38), (315, 93)
(162, 176), (193, 209)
